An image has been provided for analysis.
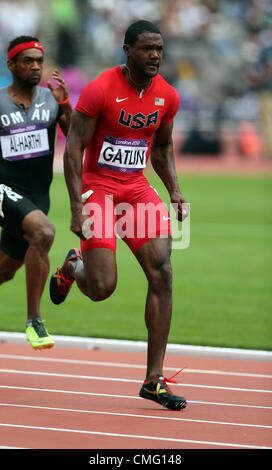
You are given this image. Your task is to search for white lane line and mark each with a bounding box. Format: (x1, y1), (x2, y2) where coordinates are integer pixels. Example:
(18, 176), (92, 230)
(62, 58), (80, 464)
(1, 385), (271, 409)
(1, 332), (271, 361)
(1, 402), (271, 430)
(0, 354), (271, 379)
(0, 446), (26, 449)
(0, 369), (271, 394)
(0, 423), (270, 449)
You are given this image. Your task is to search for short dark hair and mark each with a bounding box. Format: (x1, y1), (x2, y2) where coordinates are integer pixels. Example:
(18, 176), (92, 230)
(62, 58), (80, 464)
(124, 20), (162, 46)
(8, 35), (40, 59)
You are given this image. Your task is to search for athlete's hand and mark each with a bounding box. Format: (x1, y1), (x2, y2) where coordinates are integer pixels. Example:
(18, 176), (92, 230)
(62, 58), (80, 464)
(70, 212), (89, 241)
(47, 69), (69, 103)
(170, 189), (190, 222)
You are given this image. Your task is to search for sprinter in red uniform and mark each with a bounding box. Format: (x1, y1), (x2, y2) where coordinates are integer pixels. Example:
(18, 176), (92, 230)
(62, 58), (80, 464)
(50, 20), (189, 410)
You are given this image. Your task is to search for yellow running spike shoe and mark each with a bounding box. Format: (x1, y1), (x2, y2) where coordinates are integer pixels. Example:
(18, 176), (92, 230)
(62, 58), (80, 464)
(26, 318), (54, 350)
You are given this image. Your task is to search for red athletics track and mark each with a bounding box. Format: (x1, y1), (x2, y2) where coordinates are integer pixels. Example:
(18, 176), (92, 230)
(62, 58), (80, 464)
(0, 341), (271, 450)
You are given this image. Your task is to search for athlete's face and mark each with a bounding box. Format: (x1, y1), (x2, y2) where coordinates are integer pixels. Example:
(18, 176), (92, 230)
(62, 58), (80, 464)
(125, 32), (163, 78)
(8, 48), (44, 86)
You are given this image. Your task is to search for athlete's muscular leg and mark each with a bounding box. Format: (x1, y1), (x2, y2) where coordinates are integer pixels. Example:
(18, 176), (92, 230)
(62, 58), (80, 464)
(68, 247), (117, 301)
(0, 250), (23, 284)
(22, 210), (55, 320)
(135, 237), (173, 382)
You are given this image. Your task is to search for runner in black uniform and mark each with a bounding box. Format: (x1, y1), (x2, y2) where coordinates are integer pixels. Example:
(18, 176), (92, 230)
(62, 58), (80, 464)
(0, 35), (72, 349)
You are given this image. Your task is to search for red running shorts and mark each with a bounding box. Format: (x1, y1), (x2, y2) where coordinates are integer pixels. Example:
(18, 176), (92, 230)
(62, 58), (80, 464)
(80, 175), (171, 255)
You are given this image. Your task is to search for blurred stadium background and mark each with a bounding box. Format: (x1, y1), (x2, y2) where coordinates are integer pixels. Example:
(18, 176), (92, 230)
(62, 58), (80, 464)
(1, 0), (272, 167)
(0, 0), (271, 349)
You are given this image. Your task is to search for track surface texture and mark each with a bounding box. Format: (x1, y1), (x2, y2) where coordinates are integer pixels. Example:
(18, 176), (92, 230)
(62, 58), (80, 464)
(0, 342), (271, 453)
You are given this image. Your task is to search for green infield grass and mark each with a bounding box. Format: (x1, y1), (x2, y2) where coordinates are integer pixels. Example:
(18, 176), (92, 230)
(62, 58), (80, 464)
(1, 170), (271, 350)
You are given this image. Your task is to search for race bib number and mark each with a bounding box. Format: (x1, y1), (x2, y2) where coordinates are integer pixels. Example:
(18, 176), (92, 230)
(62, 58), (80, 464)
(0, 124), (49, 161)
(98, 135), (148, 173)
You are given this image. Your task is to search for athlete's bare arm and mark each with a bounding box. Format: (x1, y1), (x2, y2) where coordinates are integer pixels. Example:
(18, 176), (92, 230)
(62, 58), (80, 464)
(151, 121), (188, 221)
(63, 109), (97, 239)
(48, 69), (72, 136)
(58, 107), (72, 136)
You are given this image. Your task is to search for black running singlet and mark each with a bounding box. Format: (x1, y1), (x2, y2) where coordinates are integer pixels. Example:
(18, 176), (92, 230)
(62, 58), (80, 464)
(0, 86), (63, 196)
